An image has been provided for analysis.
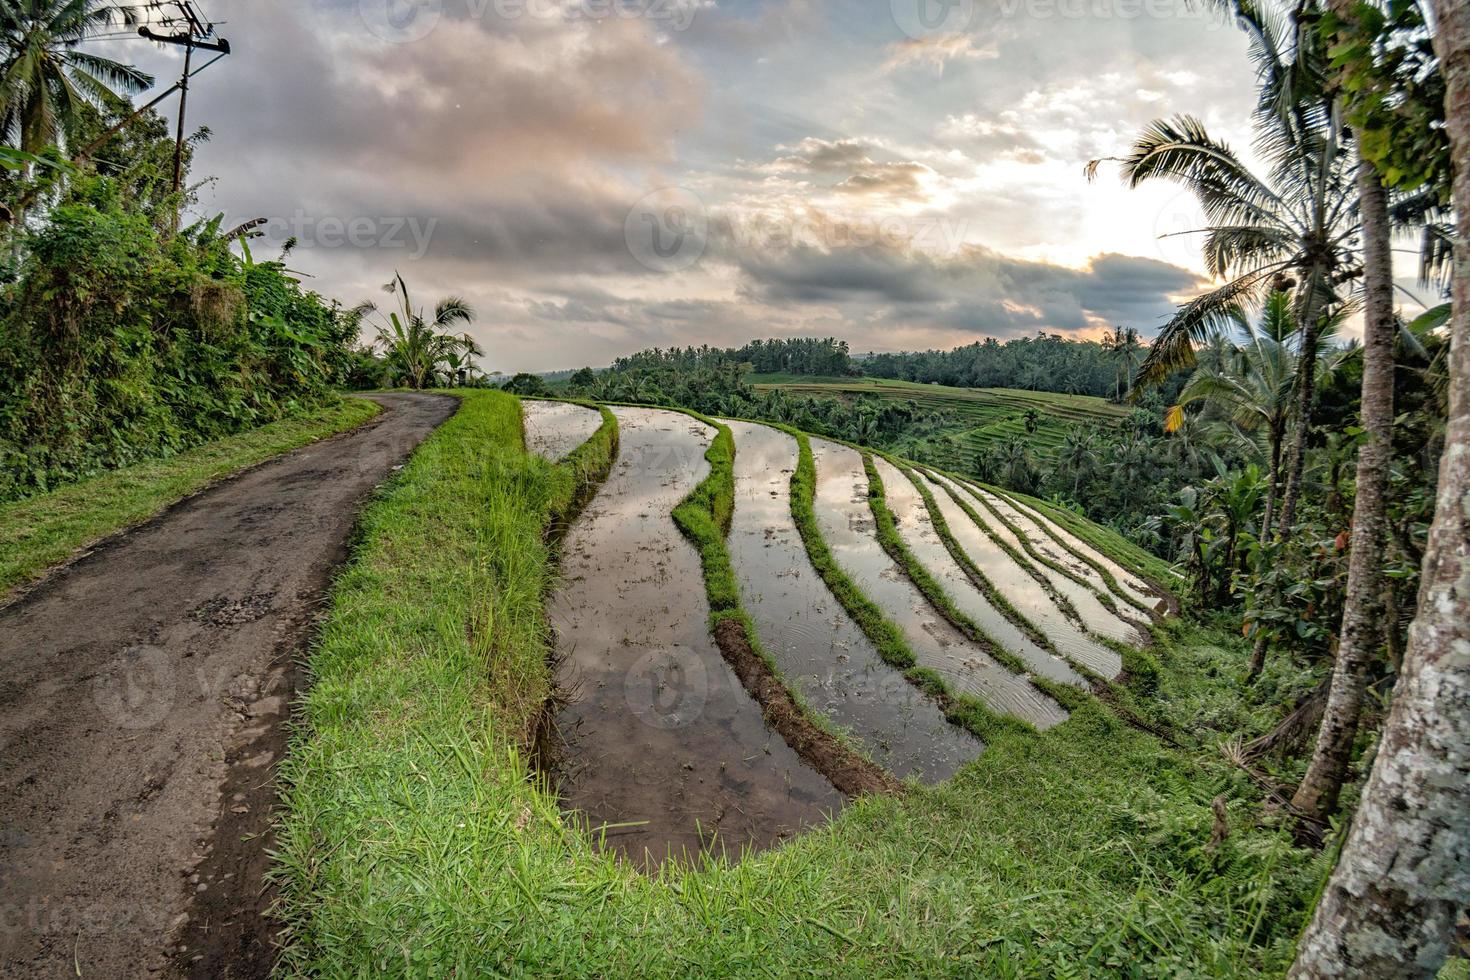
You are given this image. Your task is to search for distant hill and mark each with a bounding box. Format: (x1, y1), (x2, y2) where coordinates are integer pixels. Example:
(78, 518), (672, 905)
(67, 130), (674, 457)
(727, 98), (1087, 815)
(748, 375), (1131, 470)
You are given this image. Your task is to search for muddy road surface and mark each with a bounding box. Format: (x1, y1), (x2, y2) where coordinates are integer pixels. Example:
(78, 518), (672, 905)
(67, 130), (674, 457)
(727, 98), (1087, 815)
(0, 392), (456, 980)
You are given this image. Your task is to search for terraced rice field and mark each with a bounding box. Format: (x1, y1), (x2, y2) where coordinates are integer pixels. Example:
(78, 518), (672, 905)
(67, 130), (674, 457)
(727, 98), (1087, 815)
(920, 471), (1124, 677)
(534, 403), (1170, 864)
(549, 408), (840, 865)
(872, 457), (1083, 687)
(721, 421), (980, 782)
(751, 376), (1131, 469)
(809, 439), (1065, 728)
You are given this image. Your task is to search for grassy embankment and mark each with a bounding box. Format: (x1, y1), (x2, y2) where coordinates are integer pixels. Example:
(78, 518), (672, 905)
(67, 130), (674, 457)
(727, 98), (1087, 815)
(0, 396), (380, 598)
(750, 374), (1130, 469)
(273, 391), (1323, 976)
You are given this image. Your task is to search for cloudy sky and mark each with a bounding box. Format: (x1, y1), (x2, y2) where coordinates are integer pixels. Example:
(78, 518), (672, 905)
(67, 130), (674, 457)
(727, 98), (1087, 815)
(111, 0), (1287, 372)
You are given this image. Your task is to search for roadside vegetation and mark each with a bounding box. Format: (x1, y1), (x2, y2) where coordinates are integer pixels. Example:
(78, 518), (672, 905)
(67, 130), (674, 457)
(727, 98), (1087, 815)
(0, 396), (378, 597)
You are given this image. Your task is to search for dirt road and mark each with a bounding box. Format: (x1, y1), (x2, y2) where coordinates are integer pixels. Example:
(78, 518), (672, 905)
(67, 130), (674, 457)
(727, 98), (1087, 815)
(0, 392), (456, 979)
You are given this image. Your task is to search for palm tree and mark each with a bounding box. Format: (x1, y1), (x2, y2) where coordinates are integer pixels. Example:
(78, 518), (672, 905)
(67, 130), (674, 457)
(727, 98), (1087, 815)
(1288, 0), (1405, 830)
(1168, 291), (1310, 540)
(1056, 428), (1099, 497)
(998, 438), (1034, 492)
(0, 0), (153, 153)
(1102, 326), (1143, 402)
(355, 272), (477, 390)
(1089, 0), (1355, 533)
(1289, 4), (1468, 969)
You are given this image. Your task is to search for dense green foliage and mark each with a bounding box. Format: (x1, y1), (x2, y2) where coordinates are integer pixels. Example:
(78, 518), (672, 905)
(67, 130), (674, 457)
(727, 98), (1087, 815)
(864, 331), (1163, 401)
(0, 109), (361, 501)
(728, 336), (856, 376)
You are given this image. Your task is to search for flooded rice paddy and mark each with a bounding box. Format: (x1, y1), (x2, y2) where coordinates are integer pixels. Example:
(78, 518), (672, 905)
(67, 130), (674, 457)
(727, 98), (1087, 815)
(721, 421), (981, 783)
(808, 438), (1065, 730)
(994, 489), (1162, 612)
(540, 402), (1172, 862)
(920, 470), (1120, 679)
(952, 479), (1147, 650)
(872, 459), (1084, 687)
(522, 399), (604, 461)
(550, 408), (840, 866)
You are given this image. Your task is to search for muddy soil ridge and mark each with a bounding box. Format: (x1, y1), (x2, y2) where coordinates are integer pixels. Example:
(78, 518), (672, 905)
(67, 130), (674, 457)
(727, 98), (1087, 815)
(721, 420), (981, 783)
(550, 407), (841, 866)
(0, 392), (457, 980)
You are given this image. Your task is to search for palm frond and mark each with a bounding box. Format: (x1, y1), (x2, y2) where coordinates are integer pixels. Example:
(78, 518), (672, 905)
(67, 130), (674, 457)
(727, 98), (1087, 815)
(1137, 274), (1269, 387)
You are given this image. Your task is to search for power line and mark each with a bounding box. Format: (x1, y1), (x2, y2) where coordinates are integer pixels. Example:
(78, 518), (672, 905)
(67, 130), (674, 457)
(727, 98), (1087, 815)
(131, 1), (230, 231)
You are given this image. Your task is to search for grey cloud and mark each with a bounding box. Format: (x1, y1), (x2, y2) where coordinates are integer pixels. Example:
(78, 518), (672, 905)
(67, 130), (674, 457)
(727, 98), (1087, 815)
(731, 241), (1201, 337)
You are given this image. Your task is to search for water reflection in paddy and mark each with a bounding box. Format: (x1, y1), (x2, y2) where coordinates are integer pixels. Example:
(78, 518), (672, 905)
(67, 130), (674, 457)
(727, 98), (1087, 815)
(521, 399), (603, 462)
(809, 438), (1065, 730)
(873, 458), (1084, 686)
(924, 471), (1121, 677)
(722, 420), (981, 782)
(551, 408), (840, 866)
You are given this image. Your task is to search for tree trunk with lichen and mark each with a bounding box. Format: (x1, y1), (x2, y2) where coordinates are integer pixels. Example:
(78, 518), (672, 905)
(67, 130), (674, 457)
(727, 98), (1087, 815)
(1288, 3), (1470, 972)
(1290, 153), (1396, 823)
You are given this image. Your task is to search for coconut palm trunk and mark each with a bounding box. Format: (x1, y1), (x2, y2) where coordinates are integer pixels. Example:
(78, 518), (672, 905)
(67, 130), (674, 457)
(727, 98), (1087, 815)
(1288, 4), (1470, 970)
(1290, 155), (1397, 823)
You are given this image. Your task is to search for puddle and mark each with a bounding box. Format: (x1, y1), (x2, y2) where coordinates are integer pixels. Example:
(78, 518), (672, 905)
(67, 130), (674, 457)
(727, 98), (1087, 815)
(951, 480), (1146, 648)
(994, 491), (1161, 610)
(808, 438), (1065, 730)
(550, 407), (841, 867)
(923, 472), (1122, 678)
(720, 421), (982, 783)
(874, 459), (1084, 687)
(522, 399), (604, 461)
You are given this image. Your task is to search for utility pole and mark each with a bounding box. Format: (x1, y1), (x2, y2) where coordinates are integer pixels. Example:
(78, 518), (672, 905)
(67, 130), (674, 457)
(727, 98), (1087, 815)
(137, 1), (229, 230)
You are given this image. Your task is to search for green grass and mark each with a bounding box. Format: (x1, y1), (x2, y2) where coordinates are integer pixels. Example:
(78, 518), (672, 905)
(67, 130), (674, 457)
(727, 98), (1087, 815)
(272, 393), (1324, 977)
(750, 376), (1129, 468)
(0, 396), (380, 599)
